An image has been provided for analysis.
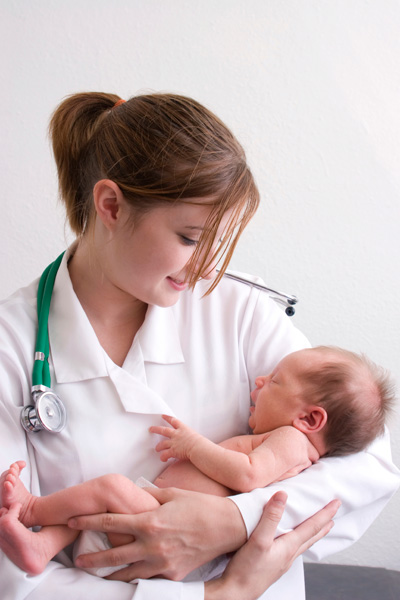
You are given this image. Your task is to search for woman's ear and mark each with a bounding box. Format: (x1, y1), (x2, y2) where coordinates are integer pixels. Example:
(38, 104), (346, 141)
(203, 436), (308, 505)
(293, 406), (328, 434)
(93, 179), (126, 231)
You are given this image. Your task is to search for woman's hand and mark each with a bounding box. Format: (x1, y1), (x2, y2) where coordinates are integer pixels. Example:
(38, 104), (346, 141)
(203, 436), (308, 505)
(69, 486), (247, 581)
(205, 491), (341, 600)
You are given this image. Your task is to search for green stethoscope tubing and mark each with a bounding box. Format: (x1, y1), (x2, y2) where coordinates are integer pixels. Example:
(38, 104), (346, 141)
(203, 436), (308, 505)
(32, 252), (65, 388)
(20, 251), (66, 433)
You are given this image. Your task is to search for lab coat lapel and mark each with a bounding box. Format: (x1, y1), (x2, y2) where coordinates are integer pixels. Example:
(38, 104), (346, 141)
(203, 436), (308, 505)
(106, 359), (176, 415)
(112, 303), (184, 414)
(138, 303), (185, 365)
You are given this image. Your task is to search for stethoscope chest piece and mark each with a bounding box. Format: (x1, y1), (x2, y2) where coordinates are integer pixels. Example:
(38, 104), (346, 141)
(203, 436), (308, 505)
(21, 386), (67, 433)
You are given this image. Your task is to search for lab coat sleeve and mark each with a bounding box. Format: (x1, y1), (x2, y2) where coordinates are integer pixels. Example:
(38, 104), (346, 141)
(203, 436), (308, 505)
(231, 428), (400, 559)
(230, 286), (400, 559)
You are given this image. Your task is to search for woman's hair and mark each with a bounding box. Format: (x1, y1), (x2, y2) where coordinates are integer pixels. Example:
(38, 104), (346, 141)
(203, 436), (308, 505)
(49, 92), (259, 291)
(302, 346), (395, 457)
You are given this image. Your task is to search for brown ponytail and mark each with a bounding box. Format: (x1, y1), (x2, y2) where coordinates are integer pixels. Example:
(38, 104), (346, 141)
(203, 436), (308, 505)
(49, 92), (120, 234)
(49, 91), (260, 289)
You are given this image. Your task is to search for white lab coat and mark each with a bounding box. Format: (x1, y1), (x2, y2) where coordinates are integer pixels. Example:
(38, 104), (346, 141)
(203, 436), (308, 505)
(0, 251), (398, 600)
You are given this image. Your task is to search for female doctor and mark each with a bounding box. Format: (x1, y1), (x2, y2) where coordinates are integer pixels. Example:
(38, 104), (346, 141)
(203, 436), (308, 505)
(0, 92), (398, 600)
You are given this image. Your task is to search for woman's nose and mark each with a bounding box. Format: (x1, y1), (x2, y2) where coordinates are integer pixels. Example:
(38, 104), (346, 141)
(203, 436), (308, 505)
(200, 257), (219, 280)
(202, 265), (217, 280)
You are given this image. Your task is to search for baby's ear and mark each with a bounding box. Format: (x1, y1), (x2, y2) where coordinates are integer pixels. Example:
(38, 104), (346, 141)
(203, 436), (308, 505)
(293, 406), (327, 434)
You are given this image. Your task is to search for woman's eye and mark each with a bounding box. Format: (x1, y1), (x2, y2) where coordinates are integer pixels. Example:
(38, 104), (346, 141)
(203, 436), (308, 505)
(180, 235), (199, 246)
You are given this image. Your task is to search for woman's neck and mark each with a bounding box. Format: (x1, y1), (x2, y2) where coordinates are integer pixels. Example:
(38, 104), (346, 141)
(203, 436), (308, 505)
(67, 241), (148, 367)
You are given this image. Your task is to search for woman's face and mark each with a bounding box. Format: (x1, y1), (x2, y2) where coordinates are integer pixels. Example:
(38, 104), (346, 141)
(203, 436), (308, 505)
(99, 201), (229, 307)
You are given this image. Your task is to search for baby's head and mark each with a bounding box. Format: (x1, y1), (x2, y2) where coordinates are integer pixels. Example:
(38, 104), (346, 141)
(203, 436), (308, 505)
(249, 346), (395, 457)
(298, 346), (395, 457)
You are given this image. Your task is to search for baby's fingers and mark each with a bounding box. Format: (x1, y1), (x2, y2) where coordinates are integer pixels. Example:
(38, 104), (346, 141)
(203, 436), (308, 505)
(161, 414), (181, 428)
(159, 450), (174, 462)
(149, 425), (173, 438)
(155, 439), (173, 453)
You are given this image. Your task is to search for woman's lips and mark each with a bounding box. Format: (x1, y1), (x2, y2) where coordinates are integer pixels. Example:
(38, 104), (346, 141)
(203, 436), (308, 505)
(167, 276), (188, 292)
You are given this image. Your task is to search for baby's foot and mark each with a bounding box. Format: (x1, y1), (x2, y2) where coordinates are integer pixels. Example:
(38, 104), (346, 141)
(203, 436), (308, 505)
(0, 461), (35, 526)
(0, 503), (50, 575)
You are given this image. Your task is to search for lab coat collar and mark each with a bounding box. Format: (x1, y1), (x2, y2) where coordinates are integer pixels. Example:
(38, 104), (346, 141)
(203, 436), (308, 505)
(49, 250), (184, 385)
(49, 251), (109, 384)
(137, 303), (185, 365)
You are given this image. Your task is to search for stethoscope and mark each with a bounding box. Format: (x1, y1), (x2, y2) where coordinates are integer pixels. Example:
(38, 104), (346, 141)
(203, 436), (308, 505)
(222, 271), (298, 316)
(20, 252), (67, 434)
(20, 255), (298, 434)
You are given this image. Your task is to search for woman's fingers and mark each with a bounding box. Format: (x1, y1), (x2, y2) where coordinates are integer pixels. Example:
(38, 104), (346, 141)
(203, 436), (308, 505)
(205, 494), (341, 600)
(105, 561), (155, 582)
(75, 542), (141, 570)
(71, 488), (248, 581)
(249, 491), (288, 546)
(69, 511), (146, 539)
(289, 498), (341, 560)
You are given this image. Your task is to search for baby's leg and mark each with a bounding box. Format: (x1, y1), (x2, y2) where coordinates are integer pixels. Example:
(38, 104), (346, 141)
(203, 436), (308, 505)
(1, 463), (159, 531)
(154, 459), (231, 497)
(0, 461), (37, 527)
(0, 503), (78, 575)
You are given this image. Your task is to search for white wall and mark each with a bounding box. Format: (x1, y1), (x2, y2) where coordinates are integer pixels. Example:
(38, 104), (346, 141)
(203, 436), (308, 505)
(1, 0), (399, 570)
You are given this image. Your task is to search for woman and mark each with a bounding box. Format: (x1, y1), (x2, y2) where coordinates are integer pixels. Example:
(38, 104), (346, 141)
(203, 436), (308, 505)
(0, 92), (398, 600)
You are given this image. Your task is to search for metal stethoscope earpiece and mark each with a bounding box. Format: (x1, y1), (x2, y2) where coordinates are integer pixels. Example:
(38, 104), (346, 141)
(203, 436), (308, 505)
(221, 272), (298, 316)
(20, 252), (67, 434)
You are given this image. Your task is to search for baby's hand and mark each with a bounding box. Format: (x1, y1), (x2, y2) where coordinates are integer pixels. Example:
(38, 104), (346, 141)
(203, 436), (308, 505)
(149, 415), (201, 462)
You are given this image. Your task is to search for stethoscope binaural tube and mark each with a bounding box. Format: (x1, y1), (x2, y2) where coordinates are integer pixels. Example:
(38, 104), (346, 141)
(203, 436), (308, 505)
(221, 272), (298, 316)
(21, 252), (67, 433)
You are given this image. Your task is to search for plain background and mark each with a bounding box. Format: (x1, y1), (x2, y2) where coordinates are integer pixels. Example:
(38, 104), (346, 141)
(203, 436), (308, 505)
(1, 0), (399, 571)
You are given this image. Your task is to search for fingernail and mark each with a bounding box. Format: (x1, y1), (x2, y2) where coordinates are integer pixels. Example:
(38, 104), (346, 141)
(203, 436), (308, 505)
(274, 497), (286, 506)
(273, 491), (288, 505)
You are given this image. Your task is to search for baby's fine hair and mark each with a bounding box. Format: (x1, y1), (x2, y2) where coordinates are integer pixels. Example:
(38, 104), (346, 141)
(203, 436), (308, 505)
(303, 346), (395, 457)
(48, 91), (259, 292)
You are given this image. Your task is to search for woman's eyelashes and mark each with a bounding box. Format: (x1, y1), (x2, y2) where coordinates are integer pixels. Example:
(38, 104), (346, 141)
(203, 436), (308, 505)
(180, 235), (199, 246)
(179, 234), (223, 249)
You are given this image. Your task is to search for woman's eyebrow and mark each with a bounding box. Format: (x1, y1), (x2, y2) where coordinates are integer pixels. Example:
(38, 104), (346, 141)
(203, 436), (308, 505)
(183, 226), (206, 231)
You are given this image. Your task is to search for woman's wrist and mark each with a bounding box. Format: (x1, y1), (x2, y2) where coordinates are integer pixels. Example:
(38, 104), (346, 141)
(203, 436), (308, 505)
(205, 492), (340, 600)
(204, 577), (234, 600)
(213, 497), (247, 553)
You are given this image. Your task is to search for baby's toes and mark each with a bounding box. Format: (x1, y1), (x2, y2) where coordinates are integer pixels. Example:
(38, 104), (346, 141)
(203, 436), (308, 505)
(5, 473), (16, 487)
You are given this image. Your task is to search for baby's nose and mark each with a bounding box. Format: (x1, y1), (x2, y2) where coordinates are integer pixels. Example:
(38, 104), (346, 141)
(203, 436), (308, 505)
(255, 375), (267, 388)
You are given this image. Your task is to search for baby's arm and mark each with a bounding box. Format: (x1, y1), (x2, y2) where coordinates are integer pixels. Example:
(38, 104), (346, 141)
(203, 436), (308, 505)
(151, 416), (312, 493)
